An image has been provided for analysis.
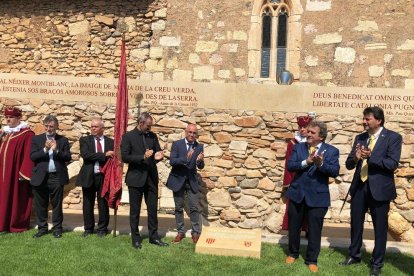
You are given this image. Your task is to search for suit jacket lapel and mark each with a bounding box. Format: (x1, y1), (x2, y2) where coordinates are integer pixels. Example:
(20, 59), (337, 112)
(371, 128), (387, 153)
(303, 143), (309, 157)
(358, 132), (369, 148)
(55, 134), (63, 150)
(318, 143), (326, 155)
(369, 128), (387, 162)
(41, 133), (47, 144)
(191, 141), (199, 153)
(103, 136), (109, 152)
(179, 139), (186, 153)
(192, 141), (200, 161)
(88, 136), (95, 152)
(133, 128), (146, 152)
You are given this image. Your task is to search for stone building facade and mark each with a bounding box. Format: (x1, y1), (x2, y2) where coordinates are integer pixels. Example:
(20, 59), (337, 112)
(1, 0), (414, 241)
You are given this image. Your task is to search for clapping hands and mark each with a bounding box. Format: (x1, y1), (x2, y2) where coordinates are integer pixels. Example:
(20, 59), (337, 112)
(354, 144), (371, 162)
(154, 151), (164, 161)
(306, 150), (325, 167)
(45, 139), (57, 152)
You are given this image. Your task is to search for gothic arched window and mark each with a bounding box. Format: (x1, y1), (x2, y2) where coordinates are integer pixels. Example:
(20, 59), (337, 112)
(260, 0), (290, 79)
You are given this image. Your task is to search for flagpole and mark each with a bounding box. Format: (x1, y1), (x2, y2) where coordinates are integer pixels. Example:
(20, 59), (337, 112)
(112, 31), (127, 238)
(113, 207), (118, 237)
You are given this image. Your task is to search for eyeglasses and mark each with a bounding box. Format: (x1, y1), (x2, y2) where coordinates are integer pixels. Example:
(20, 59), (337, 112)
(187, 131), (197, 135)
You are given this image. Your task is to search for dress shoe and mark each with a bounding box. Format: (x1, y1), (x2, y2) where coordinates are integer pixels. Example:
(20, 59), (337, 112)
(340, 257), (361, 266)
(96, 231), (108, 238)
(132, 240), (142, 249)
(171, 233), (185, 244)
(308, 264), (318, 273)
(191, 234), (200, 244)
(82, 231), (93, 237)
(285, 256), (296, 264)
(33, 231), (48, 238)
(370, 267), (381, 276)
(149, 239), (169, 247)
(53, 231), (62, 238)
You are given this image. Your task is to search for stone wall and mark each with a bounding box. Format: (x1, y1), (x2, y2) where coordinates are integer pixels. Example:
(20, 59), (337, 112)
(2, 97), (414, 242)
(1, 1), (412, 87)
(1, 0), (414, 241)
(0, 0), (167, 78)
(299, 0), (414, 88)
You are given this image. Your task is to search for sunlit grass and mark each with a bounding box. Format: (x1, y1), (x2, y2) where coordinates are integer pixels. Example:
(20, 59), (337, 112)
(0, 230), (412, 275)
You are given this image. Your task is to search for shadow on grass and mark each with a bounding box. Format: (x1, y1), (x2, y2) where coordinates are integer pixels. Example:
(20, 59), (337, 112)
(326, 236), (414, 275)
(59, 211), (178, 236)
(385, 246), (414, 275)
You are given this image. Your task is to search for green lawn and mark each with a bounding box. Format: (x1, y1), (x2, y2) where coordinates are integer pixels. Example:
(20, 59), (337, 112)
(0, 230), (412, 275)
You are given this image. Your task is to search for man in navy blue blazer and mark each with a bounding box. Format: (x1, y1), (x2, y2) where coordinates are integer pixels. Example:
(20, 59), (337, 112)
(167, 123), (204, 244)
(341, 107), (402, 276)
(31, 115), (71, 239)
(285, 121), (340, 272)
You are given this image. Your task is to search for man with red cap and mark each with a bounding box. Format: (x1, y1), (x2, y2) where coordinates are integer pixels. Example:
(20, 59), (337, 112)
(0, 106), (34, 232)
(281, 113), (315, 231)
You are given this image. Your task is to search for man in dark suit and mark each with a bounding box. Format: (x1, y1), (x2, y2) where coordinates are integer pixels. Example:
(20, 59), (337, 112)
(76, 117), (114, 237)
(121, 112), (167, 249)
(285, 121), (340, 273)
(167, 123), (204, 244)
(30, 115), (71, 238)
(341, 107), (402, 276)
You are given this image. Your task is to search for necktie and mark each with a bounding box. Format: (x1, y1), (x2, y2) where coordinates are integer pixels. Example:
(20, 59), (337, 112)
(360, 135), (376, 182)
(46, 135), (56, 172)
(309, 146), (315, 156)
(96, 137), (103, 153)
(96, 137), (104, 171)
(187, 143), (193, 152)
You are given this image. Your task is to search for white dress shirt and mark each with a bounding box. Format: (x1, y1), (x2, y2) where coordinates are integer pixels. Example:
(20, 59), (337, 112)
(94, 135), (105, 174)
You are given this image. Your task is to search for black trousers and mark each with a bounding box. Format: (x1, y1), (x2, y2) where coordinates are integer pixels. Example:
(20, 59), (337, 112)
(32, 173), (63, 233)
(288, 199), (327, 265)
(173, 182), (200, 235)
(82, 173), (109, 233)
(128, 177), (159, 242)
(349, 180), (390, 269)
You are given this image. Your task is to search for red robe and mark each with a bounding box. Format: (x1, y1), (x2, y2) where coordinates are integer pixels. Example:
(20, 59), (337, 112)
(281, 137), (308, 231)
(0, 128), (34, 232)
(282, 138), (298, 187)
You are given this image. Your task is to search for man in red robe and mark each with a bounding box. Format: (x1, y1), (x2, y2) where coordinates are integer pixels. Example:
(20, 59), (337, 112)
(0, 106), (34, 232)
(281, 113), (315, 231)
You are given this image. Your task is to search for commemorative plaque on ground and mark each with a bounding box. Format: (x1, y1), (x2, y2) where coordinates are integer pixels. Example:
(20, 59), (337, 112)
(195, 227), (262, 259)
